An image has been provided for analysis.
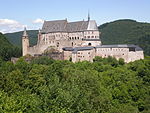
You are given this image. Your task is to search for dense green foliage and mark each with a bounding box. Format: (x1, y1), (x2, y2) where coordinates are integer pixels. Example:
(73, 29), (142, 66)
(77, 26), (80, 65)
(0, 33), (21, 61)
(0, 56), (149, 112)
(99, 19), (150, 55)
(5, 30), (38, 47)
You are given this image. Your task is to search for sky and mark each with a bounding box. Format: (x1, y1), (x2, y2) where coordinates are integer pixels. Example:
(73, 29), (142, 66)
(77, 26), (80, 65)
(0, 0), (150, 33)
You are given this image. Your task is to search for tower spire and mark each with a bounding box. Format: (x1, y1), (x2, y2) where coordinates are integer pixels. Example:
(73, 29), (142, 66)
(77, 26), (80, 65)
(23, 27), (28, 37)
(88, 10), (90, 21)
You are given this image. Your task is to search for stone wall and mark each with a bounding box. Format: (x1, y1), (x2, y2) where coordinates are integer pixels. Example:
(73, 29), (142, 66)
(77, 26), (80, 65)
(72, 49), (95, 62)
(96, 48), (129, 62)
(83, 30), (100, 39)
(64, 47), (144, 63)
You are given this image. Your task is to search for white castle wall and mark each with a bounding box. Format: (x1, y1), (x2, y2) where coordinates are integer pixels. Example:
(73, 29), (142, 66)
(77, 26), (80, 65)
(96, 48), (129, 62)
(127, 51), (144, 63)
(69, 47), (144, 63)
(83, 31), (100, 39)
(72, 49), (95, 62)
(82, 41), (101, 46)
(64, 51), (72, 60)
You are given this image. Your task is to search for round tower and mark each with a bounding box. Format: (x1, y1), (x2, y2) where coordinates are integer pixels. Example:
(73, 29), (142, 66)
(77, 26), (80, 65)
(37, 29), (42, 45)
(22, 27), (29, 56)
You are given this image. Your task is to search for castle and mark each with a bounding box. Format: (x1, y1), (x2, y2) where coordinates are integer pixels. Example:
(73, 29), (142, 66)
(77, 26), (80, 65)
(22, 17), (144, 63)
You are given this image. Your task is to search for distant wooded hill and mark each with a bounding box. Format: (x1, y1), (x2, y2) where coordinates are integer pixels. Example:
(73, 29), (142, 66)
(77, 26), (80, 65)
(99, 19), (150, 55)
(0, 33), (21, 60)
(5, 19), (150, 55)
(5, 30), (38, 47)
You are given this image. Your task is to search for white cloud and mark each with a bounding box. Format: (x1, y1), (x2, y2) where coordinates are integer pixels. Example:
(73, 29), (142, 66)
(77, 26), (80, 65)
(0, 19), (26, 33)
(33, 18), (44, 24)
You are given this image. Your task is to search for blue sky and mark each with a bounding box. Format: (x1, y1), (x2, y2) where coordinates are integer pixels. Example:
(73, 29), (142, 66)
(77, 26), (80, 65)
(0, 0), (150, 33)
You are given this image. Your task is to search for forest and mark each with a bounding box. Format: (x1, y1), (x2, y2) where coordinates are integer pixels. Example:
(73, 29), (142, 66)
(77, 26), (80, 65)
(0, 56), (150, 113)
(0, 33), (21, 61)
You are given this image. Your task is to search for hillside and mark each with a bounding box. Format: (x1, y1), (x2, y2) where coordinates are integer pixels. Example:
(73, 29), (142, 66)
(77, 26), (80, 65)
(5, 30), (38, 47)
(99, 19), (150, 55)
(0, 32), (21, 60)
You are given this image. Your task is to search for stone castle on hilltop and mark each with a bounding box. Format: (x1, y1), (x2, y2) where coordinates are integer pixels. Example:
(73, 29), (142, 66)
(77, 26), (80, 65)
(22, 17), (144, 63)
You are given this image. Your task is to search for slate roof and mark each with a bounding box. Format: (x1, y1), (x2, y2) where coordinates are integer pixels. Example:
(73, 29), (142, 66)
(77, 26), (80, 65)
(62, 47), (74, 51)
(41, 20), (98, 33)
(96, 44), (143, 51)
(66, 21), (89, 32)
(87, 20), (98, 30)
(42, 20), (67, 33)
(63, 46), (95, 54)
(63, 44), (143, 52)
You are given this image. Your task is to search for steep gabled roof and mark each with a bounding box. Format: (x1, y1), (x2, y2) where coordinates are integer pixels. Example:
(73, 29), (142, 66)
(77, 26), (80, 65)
(41, 20), (67, 33)
(87, 20), (98, 30)
(66, 21), (89, 32)
(41, 19), (98, 33)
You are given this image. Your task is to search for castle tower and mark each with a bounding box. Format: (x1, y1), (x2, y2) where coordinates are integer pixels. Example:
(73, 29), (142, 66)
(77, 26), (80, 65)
(37, 29), (42, 45)
(22, 27), (29, 56)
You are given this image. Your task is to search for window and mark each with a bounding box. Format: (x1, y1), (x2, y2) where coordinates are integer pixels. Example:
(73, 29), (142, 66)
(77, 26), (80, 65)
(88, 36), (90, 38)
(129, 47), (135, 51)
(57, 42), (59, 47)
(88, 43), (92, 46)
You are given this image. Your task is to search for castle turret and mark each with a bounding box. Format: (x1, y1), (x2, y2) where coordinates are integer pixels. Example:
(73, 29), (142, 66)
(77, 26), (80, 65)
(37, 29), (42, 45)
(88, 11), (90, 21)
(22, 27), (29, 56)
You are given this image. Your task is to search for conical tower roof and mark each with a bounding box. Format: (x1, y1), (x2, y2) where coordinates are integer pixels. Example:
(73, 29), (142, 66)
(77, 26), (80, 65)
(23, 27), (28, 37)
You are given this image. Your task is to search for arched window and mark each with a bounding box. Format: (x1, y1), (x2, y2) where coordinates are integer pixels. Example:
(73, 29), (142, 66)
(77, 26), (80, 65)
(88, 43), (92, 46)
(57, 42), (59, 47)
